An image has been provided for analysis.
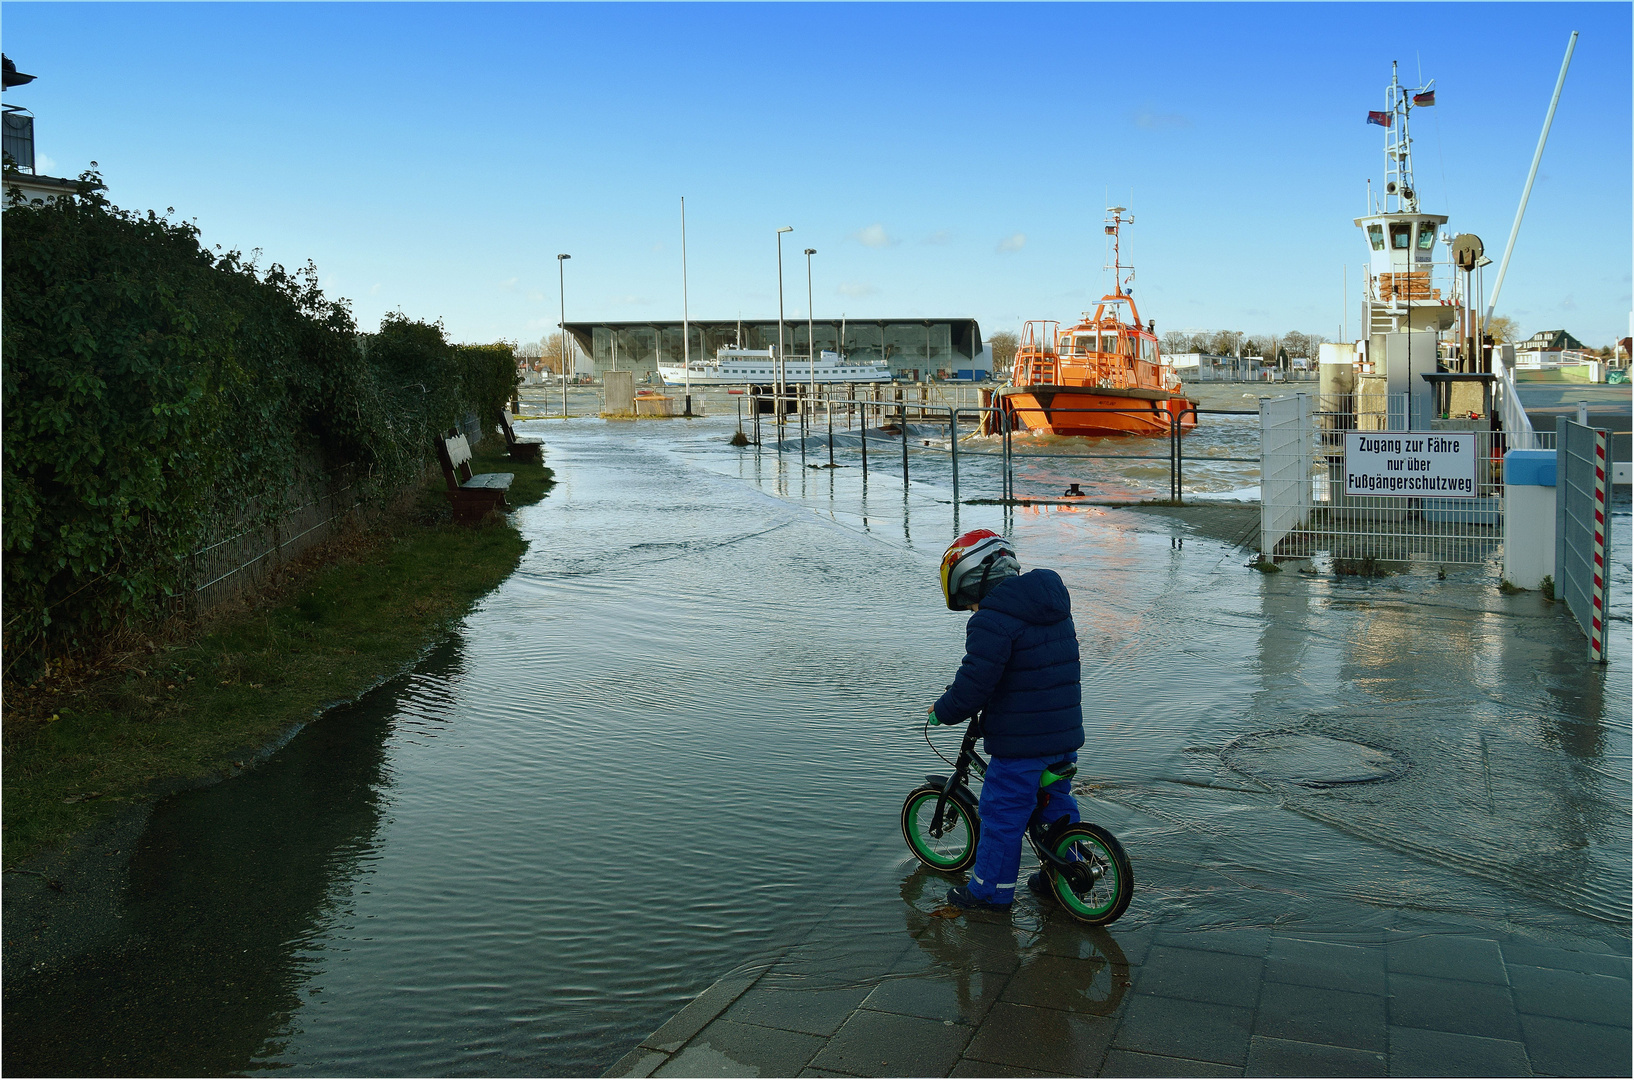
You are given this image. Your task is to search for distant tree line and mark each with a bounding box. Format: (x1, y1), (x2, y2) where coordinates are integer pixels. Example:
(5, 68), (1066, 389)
(1156, 330), (1332, 367)
(517, 333), (572, 374)
(990, 314), (1625, 372)
(2, 174), (518, 677)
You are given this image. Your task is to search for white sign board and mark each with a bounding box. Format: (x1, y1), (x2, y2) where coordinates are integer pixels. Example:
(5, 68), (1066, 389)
(1344, 432), (1477, 497)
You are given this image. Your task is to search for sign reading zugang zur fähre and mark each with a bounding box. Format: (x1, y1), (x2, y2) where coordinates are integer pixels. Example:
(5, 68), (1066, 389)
(1344, 432), (1476, 496)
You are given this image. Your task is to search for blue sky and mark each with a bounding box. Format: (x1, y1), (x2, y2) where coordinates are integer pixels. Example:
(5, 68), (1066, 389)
(4, 2), (1629, 348)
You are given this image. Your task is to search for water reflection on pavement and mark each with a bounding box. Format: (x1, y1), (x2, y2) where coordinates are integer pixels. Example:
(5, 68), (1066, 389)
(4, 411), (1626, 1076)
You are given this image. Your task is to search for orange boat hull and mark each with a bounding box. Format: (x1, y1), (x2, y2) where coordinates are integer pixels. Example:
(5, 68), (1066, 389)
(1004, 389), (1197, 437)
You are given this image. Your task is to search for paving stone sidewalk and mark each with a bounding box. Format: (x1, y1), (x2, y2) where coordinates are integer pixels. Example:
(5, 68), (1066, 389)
(606, 899), (1630, 1078)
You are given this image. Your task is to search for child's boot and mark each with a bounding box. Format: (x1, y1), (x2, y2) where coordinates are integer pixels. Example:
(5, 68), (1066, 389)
(945, 884), (1011, 911)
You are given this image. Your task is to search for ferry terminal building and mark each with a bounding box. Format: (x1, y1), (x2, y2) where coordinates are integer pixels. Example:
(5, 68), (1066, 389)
(563, 318), (988, 382)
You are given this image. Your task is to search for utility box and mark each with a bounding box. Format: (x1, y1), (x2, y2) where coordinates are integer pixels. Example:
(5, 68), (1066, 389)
(605, 370), (635, 415)
(1383, 332), (1437, 430)
(1503, 449), (1556, 590)
(1318, 342), (1356, 412)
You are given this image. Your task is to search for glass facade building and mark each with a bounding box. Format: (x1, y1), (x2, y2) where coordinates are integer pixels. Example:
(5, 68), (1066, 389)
(563, 319), (986, 382)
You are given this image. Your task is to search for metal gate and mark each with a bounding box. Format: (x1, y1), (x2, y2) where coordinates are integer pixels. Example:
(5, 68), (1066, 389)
(1260, 392), (1508, 565)
(1555, 419), (1613, 662)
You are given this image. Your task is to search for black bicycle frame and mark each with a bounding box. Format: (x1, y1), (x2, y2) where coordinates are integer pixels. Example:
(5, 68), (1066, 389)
(928, 721), (986, 837)
(927, 720), (1089, 876)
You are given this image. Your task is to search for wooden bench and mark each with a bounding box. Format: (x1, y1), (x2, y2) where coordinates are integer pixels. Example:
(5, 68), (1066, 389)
(498, 413), (544, 463)
(436, 431), (513, 523)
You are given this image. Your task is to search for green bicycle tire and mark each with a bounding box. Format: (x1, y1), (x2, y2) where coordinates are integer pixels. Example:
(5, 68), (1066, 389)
(901, 785), (979, 873)
(1048, 822), (1133, 925)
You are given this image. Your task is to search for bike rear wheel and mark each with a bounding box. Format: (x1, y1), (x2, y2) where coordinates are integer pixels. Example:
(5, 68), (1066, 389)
(901, 785), (979, 873)
(1045, 822), (1133, 925)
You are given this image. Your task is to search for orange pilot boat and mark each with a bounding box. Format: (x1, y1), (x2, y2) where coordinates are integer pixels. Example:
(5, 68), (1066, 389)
(997, 208), (1196, 438)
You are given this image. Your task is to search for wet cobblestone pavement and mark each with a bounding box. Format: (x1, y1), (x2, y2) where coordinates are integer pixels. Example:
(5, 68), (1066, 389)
(609, 892), (1630, 1077)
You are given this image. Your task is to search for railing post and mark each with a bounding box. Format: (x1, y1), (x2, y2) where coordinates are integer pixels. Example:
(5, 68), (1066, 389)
(901, 402), (910, 488)
(860, 397), (869, 477)
(993, 398), (1006, 503)
(1170, 412), (1179, 502)
(1178, 412), (1185, 503)
(827, 394), (835, 468)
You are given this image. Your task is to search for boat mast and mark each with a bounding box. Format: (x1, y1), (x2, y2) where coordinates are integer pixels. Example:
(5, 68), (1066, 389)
(1104, 206), (1134, 299)
(1382, 61), (1425, 214)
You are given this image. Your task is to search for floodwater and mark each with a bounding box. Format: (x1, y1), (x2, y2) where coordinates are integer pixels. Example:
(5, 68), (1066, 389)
(6, 402), (1628, 1076)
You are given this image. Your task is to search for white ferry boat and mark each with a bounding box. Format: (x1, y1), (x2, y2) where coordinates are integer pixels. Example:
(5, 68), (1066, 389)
(659, 347), (893, 387)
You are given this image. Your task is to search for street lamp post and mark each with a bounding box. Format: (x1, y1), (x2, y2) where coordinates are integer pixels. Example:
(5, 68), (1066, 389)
(557, 253), (571, 418)
(804, 248), (817, 413)
(776, 227), (792, 426)
(681, 196), (691, 415)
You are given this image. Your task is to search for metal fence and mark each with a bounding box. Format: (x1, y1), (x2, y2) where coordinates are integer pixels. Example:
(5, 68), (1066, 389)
(186, 413), (496, 616)
(1182, 369), (1318, 385)
(187, 461), (365, 615)
(743, 389), (1257, 507)
(1260, 395), (1313, 556)
(1259, 392), (1519, 565)
(1555, 419), (1613, 662)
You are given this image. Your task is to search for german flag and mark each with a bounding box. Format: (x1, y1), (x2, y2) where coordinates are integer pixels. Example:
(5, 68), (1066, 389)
(1413, 90), (1436, 106)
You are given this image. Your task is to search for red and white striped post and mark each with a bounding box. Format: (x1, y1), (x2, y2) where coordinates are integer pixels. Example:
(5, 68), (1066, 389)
(1589, 429), (1608, 663)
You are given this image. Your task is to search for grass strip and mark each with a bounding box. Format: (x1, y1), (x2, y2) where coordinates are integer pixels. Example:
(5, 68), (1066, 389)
(2, 438), (553, 867)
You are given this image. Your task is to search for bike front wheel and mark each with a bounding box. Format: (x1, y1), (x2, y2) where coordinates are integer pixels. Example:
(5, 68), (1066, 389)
(901, 785), (979, 873)
(1045, 822), (1133, 925)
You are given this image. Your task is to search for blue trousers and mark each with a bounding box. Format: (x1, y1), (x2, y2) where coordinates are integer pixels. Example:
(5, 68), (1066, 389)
(967, 753), (1079, 904)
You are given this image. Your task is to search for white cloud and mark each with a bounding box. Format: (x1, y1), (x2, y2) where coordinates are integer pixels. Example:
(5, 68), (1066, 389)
(1132, 107), (1192, 130)
(35, 152), (57, 174)
(1560, 295), (1578, 312)
(922, 230), (953, 246)
(369, 283), (382, 295)
(498, 276), (519, 293)
(854, 223), (894, 248)
(997, 233), (1027, 253)
(527, 291), (546, 303)
(837, 281), (877, 298)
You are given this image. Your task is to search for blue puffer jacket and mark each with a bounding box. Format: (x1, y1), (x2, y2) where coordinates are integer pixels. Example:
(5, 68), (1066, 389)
(931, 569), (1084, 759)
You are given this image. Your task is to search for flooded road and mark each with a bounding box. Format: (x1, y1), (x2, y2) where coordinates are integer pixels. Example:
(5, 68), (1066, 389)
(6, 408), (1628, 1076)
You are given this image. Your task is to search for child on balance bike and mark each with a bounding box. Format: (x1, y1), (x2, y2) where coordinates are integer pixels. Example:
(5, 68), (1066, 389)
(928, 529), (1083, 912)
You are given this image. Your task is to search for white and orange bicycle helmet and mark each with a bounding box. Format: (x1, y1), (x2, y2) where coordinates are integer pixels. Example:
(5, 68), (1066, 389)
(939, 529), (1019, 610)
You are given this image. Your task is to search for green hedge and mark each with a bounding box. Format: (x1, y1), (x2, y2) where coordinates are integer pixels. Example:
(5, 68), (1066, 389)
(1, 174), (517, 677)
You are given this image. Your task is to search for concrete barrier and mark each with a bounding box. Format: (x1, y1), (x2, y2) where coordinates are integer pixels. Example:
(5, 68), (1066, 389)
(605, 371), (635, 415)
